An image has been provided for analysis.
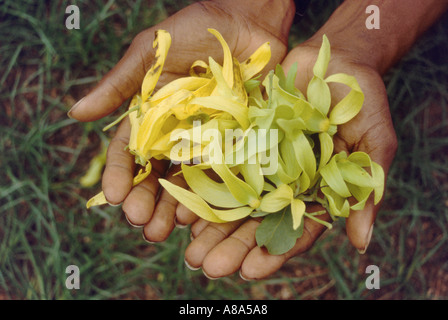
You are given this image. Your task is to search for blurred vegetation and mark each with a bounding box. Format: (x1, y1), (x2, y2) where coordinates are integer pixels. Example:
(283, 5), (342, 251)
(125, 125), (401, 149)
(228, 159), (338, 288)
(0, 0), (447, 300)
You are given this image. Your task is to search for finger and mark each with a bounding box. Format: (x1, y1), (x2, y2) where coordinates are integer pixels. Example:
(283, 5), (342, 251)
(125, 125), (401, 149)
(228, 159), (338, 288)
(142, 164), (185, 242)
(184, 220), (245, 271)
(175, 202), (199, 227)
(102, 117), (135, 205)
(240, 208), (331, 280)
(122, 159), (169, 227)
(201, 219), (260, 279)
(190, 219), (210, 239)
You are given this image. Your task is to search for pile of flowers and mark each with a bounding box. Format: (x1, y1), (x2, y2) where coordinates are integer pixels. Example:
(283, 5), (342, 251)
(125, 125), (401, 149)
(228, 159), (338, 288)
(85, 29), (384, 255)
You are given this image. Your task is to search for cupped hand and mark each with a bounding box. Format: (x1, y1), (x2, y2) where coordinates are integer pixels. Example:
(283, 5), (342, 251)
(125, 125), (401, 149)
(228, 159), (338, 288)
(181, 39), (398, 280)
(69, 0), (296, 242)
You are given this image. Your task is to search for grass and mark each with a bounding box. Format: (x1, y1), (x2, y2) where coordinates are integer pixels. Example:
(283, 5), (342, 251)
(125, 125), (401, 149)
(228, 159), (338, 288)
(0, 0), (447, 300)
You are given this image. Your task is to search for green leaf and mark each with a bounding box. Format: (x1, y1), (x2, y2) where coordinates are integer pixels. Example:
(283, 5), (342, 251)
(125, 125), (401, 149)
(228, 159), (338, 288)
(255, 205), (304, 255)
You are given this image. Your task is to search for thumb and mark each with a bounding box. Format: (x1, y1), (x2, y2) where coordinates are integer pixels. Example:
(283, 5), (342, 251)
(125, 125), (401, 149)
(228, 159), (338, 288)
(344, 122), (398, 253)
(68, 28), (158, 122)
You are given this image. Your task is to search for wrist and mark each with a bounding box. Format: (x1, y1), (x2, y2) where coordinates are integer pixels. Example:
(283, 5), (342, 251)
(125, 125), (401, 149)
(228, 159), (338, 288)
(301, 0), (448, 75)
(211, 0), (296, 42)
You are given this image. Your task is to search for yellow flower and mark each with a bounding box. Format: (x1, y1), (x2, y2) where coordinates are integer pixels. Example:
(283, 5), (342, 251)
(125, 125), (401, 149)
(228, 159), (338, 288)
(128, 28), (271, 165)
(87, 28), (271, 208)
(83, 30), (387, 256)
(296, 35), (365, 136)
(320, 151), (385, 217)
(160, 35), (374, 232)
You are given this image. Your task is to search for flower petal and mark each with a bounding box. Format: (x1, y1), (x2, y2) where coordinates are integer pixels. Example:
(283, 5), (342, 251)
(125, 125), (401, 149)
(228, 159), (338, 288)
(321, 179), (350, 217)
(318, 132), (333, 171)
(320, 155), (351, 198)
(240, 42), (271, 81)
(338, 160), (374, 188)
(86, 191), (107, 208)
(151, 77), (210, 103)
(313, 34), (331, 79)
(240, 160), (264, 196)
(211, 158), (260, 208)
(181, 163), (244, 208)
(291, 198), (306, 230)
(292, 131), (316, 187)
(259, 184), (293, 213)
(190, 96), (250, 129)
(307, 76), (331, 116)
(371, 161), (385, 205)
(208, 28), (233, 87)
(141, 30), (171, 102)
(159, 178), (226, 223)
(325, 73), (364, 125)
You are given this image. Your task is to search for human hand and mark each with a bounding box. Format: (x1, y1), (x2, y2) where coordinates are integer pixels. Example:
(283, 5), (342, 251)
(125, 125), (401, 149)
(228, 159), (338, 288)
(179, 0), (448, 280)
(68, 0), (296, 241)
(181, 39), (398, 280)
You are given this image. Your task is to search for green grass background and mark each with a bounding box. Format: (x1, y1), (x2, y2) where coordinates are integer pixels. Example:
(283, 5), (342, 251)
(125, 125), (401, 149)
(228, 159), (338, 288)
(1, 0), (447, 300)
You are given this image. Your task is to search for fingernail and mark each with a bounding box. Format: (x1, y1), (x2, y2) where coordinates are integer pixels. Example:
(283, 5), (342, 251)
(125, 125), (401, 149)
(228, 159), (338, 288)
(67, 97), (84, 118)
(357, 224), (374, 254)
(202, 270), (219, 281)
(142, 232), (156, 244)
(184, 259), (200, 271)
(107, 201), (121, 207)
(125, 214), (143, 228)
(174, 217), (188, 229)
(190, 232), (195, 241)
(239, 270), (251, 282)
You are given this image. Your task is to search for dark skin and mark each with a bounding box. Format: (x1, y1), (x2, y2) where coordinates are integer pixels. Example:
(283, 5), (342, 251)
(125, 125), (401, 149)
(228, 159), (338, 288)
(69, 0), (448, 280)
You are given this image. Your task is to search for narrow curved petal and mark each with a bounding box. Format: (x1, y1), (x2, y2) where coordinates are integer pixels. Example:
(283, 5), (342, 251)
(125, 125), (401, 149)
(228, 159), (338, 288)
(181, 163), (244, 208)
(141, 30), (172, 102)
(240, 42), (271, 81)
(325, 73), (364, 125)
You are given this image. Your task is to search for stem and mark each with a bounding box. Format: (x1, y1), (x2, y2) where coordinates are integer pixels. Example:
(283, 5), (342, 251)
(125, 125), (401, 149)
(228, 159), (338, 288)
(103, 105), (140, 132)
(304, 212), (333, 229)
(308, 210), (327, 216)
